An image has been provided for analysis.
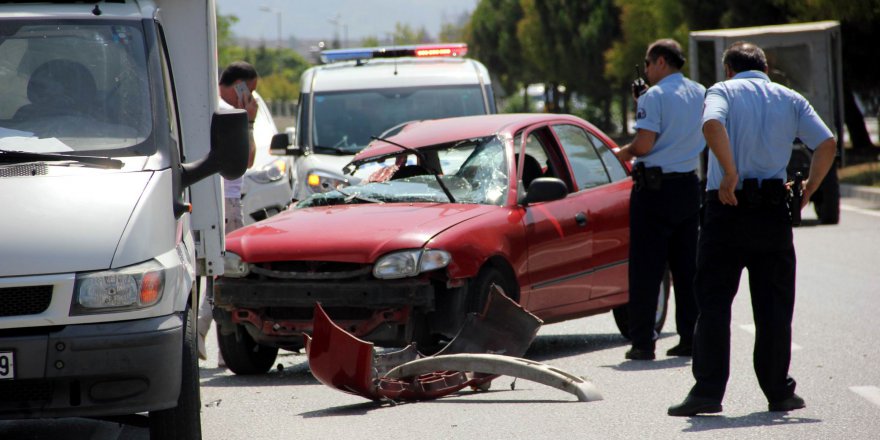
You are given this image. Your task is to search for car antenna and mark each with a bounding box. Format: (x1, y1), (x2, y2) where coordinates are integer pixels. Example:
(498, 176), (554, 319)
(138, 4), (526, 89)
(370, 136), (455, 203)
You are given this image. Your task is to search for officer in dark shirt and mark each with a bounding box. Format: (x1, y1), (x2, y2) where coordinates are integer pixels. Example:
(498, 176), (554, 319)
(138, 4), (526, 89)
(617, 39), (704, 361)
(668, 41), (836, 416)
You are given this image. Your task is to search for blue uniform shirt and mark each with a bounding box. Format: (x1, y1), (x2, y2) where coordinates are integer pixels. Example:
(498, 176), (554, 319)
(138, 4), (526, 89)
(633, 72), (706, 173)
(702, 70), (833, 190)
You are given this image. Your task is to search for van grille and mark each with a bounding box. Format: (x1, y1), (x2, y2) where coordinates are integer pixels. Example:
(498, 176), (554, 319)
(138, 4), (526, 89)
(0, 285), (53, 317)
(0, 380), (53, 407)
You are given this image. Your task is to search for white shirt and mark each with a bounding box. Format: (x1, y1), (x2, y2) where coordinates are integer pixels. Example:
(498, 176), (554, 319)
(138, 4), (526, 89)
(219, 98), (244, 199)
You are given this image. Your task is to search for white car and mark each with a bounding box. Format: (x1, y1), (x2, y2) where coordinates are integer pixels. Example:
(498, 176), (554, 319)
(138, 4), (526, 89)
(241, 91), (295, 224)
(284, 43), (497, 201)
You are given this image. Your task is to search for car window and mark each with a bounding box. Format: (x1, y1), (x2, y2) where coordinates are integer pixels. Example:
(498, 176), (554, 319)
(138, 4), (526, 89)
(551, 124), (611, 190)
(586, 131), (629, 181)
(300, 136), (508, 207)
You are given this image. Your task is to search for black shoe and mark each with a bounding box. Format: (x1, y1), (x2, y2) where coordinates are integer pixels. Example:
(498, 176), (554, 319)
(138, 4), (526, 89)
(625, 347), (655, 360)
(666, 343), (692, 357)
(769, 393), (805, 412)
(668, 395), (723, 417)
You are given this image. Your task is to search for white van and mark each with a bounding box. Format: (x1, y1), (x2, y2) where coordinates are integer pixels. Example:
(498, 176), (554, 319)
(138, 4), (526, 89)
(285, 43), (496, 200)
(0, 1), (255, 437)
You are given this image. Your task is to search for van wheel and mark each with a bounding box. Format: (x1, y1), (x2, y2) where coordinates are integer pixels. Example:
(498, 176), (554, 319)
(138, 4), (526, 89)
(149, 304), (201, 439)
(217, 324), (278, 375)
(612, 271), (670, 340)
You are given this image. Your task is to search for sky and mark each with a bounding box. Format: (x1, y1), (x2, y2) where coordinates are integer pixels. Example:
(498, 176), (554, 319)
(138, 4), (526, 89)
(215, 0), (479, 43)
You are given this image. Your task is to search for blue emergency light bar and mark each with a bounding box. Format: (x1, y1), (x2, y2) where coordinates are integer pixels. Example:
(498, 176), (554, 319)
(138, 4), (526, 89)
(321, 43), (468, 64)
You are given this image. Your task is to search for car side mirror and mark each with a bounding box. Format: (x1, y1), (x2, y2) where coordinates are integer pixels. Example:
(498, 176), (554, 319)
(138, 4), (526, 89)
(521, 177), (568, 205)
(269, 132), (292, 155)
(181, 108), (249, 188)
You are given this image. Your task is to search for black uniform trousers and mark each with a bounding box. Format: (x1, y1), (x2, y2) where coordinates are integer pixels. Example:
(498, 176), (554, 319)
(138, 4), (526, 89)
(628, 173), (700, 351)
(689, 196), (797, 402)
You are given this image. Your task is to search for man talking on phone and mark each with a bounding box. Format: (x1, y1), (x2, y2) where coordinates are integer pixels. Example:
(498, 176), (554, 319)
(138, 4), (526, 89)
(199, 61), (259, 366)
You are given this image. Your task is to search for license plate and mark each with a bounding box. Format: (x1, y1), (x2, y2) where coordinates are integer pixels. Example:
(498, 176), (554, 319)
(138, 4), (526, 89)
(0, 351), (14, 379)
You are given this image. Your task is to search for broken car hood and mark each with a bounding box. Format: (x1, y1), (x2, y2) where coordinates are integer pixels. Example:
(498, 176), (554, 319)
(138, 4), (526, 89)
(228, 203), (497, 263)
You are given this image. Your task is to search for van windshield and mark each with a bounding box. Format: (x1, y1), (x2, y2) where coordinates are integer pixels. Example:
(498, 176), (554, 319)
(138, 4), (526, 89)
(0, 20), (152, 154)
(311, 85), (486, 154)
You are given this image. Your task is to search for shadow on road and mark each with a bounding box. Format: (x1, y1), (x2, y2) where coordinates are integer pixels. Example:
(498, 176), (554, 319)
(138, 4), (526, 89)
(682, 412), (821, 432)
(298, 400), (386, 418)
(525, 331), (675, 362)
(199, 353), (320, 388)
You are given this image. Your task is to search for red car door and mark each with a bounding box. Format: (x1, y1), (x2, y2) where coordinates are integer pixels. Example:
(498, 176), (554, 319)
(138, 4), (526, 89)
(519, 126), (595, 319)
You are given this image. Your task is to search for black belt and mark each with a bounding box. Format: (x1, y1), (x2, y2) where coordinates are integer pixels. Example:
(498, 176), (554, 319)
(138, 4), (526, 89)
(661, 171), (696, 180)
(706, 189), (787, 206)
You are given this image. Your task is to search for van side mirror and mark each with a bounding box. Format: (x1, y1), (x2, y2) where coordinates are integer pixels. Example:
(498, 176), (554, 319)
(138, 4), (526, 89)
(520, 177), (568, 205)
(269, 132), (291, 155)
(181, 108), (249, 188)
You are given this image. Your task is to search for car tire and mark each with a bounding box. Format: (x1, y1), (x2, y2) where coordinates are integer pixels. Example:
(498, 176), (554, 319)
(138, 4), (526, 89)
(149, 302), (202, 440)
(466, 267), (518, 315)
(612, 270), (670, 340)
(217, 324), (279, 375)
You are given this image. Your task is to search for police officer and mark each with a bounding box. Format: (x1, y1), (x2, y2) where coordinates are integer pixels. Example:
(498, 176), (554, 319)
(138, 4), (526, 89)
(617, 39), (704, 361)
(668, 41), (836, 416)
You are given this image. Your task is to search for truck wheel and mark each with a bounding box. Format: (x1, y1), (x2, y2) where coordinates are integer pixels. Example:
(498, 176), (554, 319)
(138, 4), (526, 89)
(612, 271), (670, 340)
(149, 304), (202, 439)
(813, 167), (840, 225)
(217, 324), (278, 375)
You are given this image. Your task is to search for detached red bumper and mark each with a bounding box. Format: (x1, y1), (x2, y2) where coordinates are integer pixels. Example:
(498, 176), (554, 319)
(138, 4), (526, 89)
(304, 287), (542, 401)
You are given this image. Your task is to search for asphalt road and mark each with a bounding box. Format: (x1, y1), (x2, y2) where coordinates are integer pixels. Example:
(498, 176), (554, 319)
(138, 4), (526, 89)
(2, 200), (878, 440)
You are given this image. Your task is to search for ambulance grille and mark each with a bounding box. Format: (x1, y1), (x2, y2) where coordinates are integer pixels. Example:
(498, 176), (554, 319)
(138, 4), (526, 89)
(0, 285), (53, 317)
(0, 163), (48, 178)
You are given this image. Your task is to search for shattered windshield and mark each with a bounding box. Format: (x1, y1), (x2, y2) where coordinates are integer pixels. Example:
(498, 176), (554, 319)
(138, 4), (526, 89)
(311, 85), (487, 154)
(0, 20), (151, 154)
(297, 136), (508, 207)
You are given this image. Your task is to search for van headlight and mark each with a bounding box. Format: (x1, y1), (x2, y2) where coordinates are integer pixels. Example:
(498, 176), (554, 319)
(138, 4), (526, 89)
(249, 158), (287, 184)
(223, 252), (250, 278)
(373, 249), (451, 279)
(72, 260), (165, 315)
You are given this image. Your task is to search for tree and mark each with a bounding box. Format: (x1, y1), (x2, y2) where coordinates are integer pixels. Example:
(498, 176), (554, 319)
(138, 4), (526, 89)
(781, 0), (880, 151)
(390, 23), (431, 44)
(466, 0), (527, 96)
(604, 0), (688, 133)
(440, 12), (470, 42)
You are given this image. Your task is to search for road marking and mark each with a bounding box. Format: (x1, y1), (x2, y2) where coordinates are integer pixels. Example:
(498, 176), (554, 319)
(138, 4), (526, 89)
(850, 386), (880, 408)
(738, 324), (802, 351)
(841, 203), (880, 218)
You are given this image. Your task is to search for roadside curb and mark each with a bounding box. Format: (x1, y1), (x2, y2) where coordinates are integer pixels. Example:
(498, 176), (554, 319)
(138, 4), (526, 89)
(840, 183), (880, 204)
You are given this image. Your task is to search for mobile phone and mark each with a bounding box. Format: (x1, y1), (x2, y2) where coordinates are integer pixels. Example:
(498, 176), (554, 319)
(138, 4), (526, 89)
(234, 81), (249, 101)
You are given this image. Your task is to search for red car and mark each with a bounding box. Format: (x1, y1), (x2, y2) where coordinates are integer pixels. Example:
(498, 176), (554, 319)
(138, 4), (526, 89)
(214, 113), (669, 374)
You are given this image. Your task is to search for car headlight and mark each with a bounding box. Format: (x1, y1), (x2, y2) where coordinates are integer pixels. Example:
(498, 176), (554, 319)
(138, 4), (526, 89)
(72, 260), (165, 315)
(249, 158), (287, 184)
(373, 249), (452, 280)
(307, 170), (349, 193)
(223, 252), (250, 278)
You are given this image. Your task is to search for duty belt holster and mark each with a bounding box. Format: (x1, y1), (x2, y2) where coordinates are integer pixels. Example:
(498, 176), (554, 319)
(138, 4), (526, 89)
(632, 162), (662, 192)
(741, 178), (786, 209)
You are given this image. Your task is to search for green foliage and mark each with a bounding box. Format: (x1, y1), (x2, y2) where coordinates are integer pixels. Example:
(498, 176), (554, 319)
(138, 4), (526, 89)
(360, 36), (381, 47)
(467, 0), (526, 95)
(391, 23), (431, 44)
(604, 0), (689, 87)
(216, 12), (309, 102)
